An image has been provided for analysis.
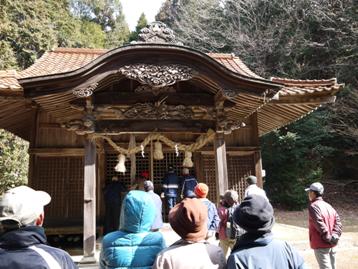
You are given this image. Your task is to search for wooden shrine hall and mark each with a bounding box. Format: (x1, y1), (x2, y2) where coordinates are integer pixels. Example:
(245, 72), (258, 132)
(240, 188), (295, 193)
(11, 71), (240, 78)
(0, 22), (342, 261)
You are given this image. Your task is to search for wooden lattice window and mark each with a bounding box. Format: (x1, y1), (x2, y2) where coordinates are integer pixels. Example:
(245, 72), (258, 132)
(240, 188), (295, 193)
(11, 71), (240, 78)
(32, 156), (84, 224)
(201, 153), (255, 202)
(105, 151), (185, 190)
(201, 154), (217, 203)
(227, 154), (255, 202)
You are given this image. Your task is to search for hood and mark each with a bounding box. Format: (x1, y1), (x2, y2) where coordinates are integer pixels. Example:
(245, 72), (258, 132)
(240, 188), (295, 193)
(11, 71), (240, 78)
(233, 232), (273, 251)
(0, 226), (47, 248)
(119, 190), (155, 233)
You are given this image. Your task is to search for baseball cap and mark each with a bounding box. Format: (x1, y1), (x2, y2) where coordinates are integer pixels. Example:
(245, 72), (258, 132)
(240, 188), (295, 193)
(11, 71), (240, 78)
(305, 182), (324, 195)
(0, 186), (51, 226)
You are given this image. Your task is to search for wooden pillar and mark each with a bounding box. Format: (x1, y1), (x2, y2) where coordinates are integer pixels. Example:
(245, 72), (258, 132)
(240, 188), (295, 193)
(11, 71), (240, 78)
(81, 137), (97, 263)
(214, 133), (228, 202)
(254, 151), (263, 188)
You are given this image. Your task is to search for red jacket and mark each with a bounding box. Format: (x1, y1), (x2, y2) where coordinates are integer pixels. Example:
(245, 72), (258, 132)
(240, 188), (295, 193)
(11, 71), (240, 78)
(308, 197), (342, 249)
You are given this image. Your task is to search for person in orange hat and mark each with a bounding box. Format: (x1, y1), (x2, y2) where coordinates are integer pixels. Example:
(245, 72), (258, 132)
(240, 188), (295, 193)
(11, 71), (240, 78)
(194, 183), (219, 242)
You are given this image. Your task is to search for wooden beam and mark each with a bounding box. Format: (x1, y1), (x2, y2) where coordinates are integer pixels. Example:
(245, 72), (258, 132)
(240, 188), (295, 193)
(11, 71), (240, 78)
(214, 133), (228, 202)
(29, 148), (84, 156)
(95, 120), (215, 134)
(70, 92), (236, 108)
(81, 138), (97, 264)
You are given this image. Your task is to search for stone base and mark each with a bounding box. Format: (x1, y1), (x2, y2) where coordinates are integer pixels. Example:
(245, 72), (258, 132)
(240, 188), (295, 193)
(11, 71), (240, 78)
(79, 255), (97, 264)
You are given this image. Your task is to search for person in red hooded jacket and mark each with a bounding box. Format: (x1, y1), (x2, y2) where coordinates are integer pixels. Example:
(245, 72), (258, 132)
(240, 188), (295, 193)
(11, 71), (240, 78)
(305, 182), (342, 269)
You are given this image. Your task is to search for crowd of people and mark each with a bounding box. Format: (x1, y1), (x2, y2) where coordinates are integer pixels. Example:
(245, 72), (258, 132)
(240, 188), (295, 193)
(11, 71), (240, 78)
(0, 167), (342, 269)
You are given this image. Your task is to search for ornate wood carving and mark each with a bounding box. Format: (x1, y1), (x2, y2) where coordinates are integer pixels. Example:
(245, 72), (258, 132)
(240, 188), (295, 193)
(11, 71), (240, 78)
(134, 85), (176, 95)
(119, 64), (194, 88)
(222, 88), (240, 99)
(61, 115), (95, 135)
(132, 21), (182, 45)
(100, 98), (215, 120)
(72, 83), (98, 98)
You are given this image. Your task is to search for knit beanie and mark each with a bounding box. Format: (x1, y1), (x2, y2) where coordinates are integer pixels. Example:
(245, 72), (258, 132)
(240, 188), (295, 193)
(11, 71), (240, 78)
(233, 194), (274, 233)
(194, 183), (209, 198)
(169, 198), (208, 242)
(246, 175), (257, 185)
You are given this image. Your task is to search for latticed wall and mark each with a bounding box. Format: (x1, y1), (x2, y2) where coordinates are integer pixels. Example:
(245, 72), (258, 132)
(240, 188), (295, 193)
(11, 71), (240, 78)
(201, 154), (217, 203)
(32, 156), (84, 224)
(227, 154), (255, 202)
(201, 153), (255, 202)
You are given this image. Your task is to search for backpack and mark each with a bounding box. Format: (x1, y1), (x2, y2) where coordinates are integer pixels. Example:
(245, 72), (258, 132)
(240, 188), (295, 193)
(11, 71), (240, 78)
(225, 205), (245, 239)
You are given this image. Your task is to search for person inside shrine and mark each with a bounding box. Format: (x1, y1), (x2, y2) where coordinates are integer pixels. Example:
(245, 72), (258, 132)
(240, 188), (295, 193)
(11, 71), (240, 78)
(180, 167), (198, 199)
(131, 170), (150, 191)
(161, 165), (179, 212)
(103, 176), (126, 235)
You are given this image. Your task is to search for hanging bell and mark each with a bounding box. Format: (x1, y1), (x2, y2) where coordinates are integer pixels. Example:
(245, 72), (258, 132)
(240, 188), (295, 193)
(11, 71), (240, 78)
(182, 151), (193, 168)
(115, 154), (126, 173)
(153, 141), (164, 160)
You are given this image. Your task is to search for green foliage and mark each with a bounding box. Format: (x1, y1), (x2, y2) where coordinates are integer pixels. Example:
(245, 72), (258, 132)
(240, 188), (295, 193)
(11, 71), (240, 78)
(0, 130), (29, 194)
(69, 0), (130, 48)
(129, 13), (148, 42)
(262, 111), (336, 209)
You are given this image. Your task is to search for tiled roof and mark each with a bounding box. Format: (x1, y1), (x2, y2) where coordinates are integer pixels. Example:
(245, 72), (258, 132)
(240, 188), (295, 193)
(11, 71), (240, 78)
(0, 47), (343, 137)
(19, 48), (107, 78)
(17, 48), (263, 79)
(0, 70), (22, 91)
(271, 77), (342, 97)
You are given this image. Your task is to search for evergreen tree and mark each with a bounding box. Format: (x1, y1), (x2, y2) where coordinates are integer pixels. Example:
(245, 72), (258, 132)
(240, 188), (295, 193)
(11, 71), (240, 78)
(129, 13), (148, 42)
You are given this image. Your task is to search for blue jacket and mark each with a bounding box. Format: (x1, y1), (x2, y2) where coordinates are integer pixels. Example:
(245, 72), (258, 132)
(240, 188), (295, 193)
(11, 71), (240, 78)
(162, 171), (179, 198)
(202, 199), (220, 232)
(227, 233), (307, 269)
(180, 175), (198, 198)
(100, 190), (166, 269)
(0, 226), (77, 269)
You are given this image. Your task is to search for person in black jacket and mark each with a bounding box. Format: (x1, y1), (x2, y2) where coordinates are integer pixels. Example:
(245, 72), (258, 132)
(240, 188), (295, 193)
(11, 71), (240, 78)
(180, 167), (198, 199)
(161, 165), (179, 212)
(0, 185), (78, 269)
(103, 176), (127, 235)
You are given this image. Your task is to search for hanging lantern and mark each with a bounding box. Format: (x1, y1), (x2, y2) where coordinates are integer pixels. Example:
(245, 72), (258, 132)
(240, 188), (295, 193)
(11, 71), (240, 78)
(182, 151), (193, 168)
(115, 154), (126, 173)
(153, 141), (164, 160)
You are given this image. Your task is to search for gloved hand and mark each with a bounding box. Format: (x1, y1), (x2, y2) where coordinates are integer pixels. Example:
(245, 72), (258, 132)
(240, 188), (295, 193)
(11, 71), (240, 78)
(330, 234), (339, 245)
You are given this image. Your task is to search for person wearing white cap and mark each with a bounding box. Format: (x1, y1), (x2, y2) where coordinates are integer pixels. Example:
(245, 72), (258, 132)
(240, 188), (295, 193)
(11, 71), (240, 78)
(0, 185), (78, 269)
(244, 175), (268, 200)
(305, 182), (342, 269)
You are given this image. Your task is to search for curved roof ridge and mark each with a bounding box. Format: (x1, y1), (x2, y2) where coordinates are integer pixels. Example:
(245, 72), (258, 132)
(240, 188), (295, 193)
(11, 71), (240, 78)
(271, 77), (337, 87)
(17, 47), (265, 80)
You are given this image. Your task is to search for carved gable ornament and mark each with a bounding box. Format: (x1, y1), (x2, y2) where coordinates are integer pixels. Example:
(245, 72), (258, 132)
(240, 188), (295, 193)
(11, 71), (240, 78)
(132, 21), (183, 45)
(119, 64), (194, 88)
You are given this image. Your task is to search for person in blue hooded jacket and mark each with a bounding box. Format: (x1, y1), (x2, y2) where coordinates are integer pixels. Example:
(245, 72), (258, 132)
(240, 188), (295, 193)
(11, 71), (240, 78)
(100, 190), (166, 269)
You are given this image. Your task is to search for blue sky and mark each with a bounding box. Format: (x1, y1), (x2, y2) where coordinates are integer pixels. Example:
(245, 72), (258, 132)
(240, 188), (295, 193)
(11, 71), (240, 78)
(121, 0), (166, 30)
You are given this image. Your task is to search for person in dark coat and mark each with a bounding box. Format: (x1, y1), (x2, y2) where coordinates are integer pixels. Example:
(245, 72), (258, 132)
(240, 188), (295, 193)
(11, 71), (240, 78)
(180, 167), (198, 199)
(161, 165), (179, 211)
(103, 176), (126, 235)
(227, 195), (307, 269)
(0, 186), (78, 269)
